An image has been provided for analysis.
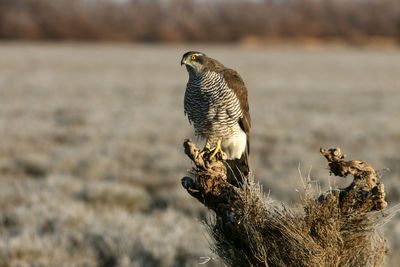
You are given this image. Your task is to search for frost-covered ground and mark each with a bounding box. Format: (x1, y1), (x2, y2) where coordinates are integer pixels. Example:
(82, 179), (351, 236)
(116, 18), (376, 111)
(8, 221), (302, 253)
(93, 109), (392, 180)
(0, 43), (399, 266)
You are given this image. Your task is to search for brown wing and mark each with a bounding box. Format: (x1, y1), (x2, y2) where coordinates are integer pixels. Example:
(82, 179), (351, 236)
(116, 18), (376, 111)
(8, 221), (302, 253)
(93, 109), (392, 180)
(222, 68), (251, 154)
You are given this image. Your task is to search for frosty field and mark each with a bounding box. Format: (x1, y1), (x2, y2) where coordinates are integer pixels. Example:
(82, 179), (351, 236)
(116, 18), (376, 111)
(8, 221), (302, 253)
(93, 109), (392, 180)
(0, 43), (399, 266)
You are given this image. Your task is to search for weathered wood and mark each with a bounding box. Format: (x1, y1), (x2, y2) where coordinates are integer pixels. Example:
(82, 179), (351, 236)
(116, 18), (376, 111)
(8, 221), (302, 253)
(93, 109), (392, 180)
(181, 140), (390, 267)
(320, 147), (387, 213)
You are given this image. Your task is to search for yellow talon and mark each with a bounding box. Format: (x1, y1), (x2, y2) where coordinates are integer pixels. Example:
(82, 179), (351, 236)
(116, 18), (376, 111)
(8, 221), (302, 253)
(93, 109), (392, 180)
(205, 139), (211, 150)
(209, 139), (224, 160)
(199, 139), (211, 158)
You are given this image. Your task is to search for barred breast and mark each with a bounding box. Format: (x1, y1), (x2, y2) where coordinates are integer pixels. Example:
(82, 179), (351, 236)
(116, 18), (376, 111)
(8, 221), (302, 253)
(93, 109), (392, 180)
(184, 71), (243, 144)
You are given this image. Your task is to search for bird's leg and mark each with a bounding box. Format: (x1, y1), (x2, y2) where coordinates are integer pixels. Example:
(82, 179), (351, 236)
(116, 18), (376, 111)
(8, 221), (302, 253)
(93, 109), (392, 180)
(209, 139), (224, 160)
(199, 139), (211, 158)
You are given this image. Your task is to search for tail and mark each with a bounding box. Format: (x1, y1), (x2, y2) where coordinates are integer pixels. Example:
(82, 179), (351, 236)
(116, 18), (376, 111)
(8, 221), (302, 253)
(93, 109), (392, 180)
(226, 151), (250, 186)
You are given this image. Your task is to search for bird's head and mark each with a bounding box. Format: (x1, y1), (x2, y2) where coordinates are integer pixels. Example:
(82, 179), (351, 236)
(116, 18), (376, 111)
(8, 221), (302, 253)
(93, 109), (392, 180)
(181, 51), (207, 75)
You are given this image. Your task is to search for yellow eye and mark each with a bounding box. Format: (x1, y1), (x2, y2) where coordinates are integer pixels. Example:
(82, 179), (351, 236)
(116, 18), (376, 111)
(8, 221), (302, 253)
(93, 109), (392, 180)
(191, 55), (196, 60)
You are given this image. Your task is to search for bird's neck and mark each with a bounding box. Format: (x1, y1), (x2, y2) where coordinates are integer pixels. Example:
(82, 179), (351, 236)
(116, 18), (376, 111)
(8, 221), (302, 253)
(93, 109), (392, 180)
(188, 70), (216, 82)
(187, 68), (202, 80)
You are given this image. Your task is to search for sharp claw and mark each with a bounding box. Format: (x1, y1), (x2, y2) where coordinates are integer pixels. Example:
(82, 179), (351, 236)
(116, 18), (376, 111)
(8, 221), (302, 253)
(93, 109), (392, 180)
(199, 139), (211, 158)
(209, 139), (223, 160)
(199, 150), (206, 158)
(209, 150), (218, 160)
(209, 148), (224, 160)
(198, 139), (224, 160)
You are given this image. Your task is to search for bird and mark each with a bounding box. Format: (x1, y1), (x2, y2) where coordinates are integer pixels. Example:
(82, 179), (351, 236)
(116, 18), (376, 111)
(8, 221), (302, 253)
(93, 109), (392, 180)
(181, 51), (251, 179)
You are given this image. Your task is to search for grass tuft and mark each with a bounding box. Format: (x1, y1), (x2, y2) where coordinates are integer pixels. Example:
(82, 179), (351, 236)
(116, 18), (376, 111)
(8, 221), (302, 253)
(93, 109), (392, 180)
(182, 140), (399, 266)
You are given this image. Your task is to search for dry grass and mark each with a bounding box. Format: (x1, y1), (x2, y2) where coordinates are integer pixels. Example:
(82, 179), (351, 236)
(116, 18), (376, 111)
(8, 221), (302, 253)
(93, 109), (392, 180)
(209, 184), (392, 266)
(183, 140), (397, 266)
(0, 43), (399, 266)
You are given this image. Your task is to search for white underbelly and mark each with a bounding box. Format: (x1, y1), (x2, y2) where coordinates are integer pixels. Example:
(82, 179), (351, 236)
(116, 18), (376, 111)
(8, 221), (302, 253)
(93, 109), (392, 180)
(221, 129), (247, 160)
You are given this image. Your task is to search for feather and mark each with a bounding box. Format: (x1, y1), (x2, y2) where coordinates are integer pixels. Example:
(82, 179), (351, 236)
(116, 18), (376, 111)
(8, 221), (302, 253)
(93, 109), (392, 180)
(221, 69), (251, 154)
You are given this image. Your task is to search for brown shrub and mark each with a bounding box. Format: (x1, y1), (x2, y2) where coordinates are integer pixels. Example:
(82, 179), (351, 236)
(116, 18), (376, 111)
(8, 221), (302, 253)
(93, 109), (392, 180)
(0, 0), (399, 44)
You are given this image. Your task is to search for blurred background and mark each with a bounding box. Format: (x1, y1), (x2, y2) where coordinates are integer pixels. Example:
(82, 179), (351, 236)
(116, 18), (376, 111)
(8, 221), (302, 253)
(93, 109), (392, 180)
(0, 0), (399, 266)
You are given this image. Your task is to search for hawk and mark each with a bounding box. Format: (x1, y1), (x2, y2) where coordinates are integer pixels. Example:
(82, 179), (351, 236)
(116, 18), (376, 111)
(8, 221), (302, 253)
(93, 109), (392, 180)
(181, 51), (251, 177)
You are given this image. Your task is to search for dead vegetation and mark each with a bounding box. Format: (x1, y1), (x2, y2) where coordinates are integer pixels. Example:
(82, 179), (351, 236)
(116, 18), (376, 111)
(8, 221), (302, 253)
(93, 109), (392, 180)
(0, 0), (399, 44)
(182, 139), (398, 266)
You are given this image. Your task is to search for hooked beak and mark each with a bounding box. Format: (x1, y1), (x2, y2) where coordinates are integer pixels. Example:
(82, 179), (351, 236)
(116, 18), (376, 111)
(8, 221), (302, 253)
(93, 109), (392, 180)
(181, 57), (187, 66)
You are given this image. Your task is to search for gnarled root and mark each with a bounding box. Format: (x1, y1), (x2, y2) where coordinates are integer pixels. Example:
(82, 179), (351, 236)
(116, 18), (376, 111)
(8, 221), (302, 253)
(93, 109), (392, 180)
(319, 147), (387, 213)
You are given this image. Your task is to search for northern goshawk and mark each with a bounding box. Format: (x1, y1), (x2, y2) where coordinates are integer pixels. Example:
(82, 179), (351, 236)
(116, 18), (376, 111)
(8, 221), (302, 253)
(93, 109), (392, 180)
(181, 51), (251, 177)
